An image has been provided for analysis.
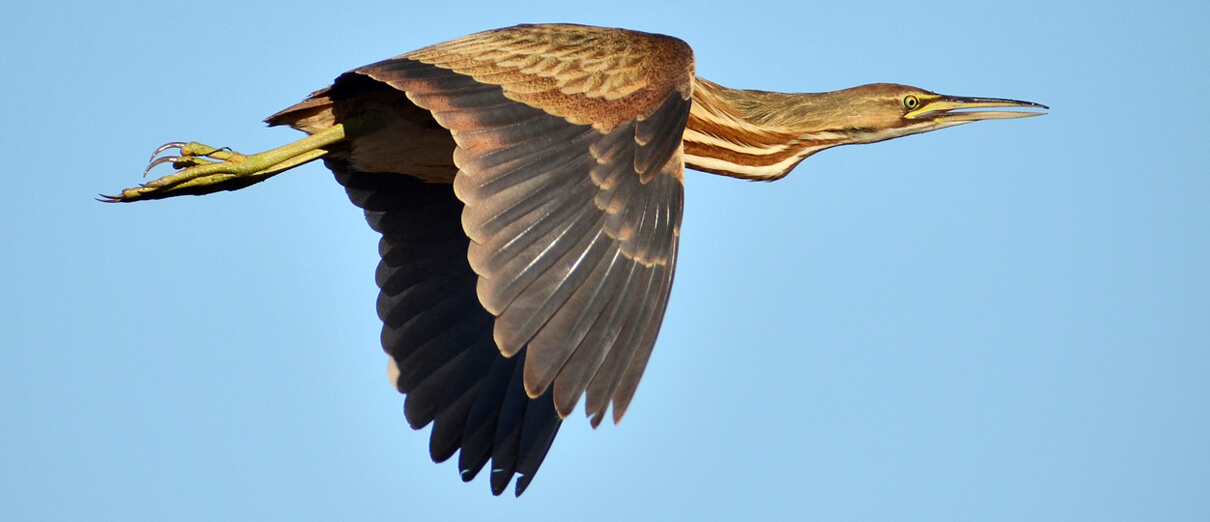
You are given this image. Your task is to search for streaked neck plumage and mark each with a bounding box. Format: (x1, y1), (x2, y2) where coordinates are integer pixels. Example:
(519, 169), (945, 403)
(684, 78), (901, 181)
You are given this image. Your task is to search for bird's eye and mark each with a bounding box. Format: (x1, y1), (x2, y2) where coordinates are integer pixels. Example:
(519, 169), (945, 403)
(903, 95), (920, 110)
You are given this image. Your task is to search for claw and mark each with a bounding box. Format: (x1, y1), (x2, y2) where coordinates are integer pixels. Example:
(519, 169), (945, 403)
(111, 124), (345, 203)
(144, 155), (180, 177)
(149, 142), (187, 162)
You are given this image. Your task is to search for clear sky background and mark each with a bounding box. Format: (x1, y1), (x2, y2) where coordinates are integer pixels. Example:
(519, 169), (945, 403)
(2, 1), (1206, 520)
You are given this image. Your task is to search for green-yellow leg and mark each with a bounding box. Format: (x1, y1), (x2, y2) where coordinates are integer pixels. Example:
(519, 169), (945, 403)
(103, 124), (346, 202)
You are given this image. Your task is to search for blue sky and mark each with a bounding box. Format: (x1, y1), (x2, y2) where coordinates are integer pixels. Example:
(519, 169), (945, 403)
(2, 1), (1207, 520)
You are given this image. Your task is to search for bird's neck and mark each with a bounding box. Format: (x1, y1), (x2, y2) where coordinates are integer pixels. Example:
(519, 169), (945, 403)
(683, 77), (859, 181)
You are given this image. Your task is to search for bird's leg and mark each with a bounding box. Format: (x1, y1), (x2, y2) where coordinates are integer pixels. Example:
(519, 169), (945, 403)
(102, 124), (346, 202)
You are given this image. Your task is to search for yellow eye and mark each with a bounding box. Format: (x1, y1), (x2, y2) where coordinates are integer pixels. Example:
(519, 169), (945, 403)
(903, 95), (920, 110)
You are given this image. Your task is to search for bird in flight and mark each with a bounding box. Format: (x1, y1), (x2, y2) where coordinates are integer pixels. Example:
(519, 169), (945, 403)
(106, 24), (1046, 496)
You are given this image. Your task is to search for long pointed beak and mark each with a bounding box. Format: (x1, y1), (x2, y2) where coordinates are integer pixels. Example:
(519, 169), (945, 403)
(905, 95), (1048, 123)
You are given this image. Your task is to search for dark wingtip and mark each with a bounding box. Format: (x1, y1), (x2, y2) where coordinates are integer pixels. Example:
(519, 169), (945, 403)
(515, 473), (534, 496)
(490, 470), (511, 496)
(459, 468), (479, 483)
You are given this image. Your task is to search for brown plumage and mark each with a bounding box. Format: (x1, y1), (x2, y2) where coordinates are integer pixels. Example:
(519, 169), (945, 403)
(107, 23), (1046, 496)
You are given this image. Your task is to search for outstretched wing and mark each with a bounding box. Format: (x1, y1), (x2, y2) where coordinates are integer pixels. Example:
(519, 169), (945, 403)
(333, 163), (561, 496)
(355, 24), (695, 424)
(270, 24), (695, 496)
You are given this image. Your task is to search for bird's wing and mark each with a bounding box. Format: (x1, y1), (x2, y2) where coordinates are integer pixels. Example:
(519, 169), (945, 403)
(353, 24), (694, 425)
(334, 163), (561, 496)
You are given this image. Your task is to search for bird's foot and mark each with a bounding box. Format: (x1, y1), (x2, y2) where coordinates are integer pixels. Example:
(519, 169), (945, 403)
(101, 124), (347, 202)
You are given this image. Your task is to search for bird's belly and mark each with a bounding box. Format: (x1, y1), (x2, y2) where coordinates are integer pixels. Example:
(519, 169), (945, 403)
(348, 125), (458, 183)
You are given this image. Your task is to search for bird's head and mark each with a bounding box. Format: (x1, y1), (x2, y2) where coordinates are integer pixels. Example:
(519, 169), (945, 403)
(818, 83), (1048, 145)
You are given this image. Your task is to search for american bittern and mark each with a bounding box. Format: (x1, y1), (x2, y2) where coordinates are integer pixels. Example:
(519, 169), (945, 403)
(106, 24), (1046, 496)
